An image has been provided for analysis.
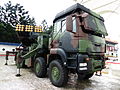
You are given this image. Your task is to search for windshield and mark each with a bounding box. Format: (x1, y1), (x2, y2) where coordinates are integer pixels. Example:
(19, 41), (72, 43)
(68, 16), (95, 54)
(82, 14), (108, 36)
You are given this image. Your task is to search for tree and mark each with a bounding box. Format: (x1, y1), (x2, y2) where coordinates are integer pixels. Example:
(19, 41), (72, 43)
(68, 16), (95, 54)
(0, 1), (36, 27)
(0, 21), (18, 42)
(0, 1), (36, 43)
(41, 19), (48, 31)
(41, 19), (53, 34)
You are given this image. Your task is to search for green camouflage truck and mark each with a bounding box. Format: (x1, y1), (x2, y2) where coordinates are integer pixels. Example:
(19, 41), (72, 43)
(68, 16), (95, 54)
(16, 3), (108, 87)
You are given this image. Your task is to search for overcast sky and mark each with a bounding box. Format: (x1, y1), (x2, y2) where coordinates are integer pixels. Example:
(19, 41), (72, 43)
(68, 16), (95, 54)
(0, 0), (120, 41)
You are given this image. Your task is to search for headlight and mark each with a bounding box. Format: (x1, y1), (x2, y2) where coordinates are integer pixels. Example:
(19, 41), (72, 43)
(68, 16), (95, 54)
(79, 63), (87, 66)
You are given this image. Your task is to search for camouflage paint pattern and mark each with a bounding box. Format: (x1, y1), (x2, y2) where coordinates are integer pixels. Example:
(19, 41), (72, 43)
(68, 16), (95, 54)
(50, 4), (107, 72)
(16, 3), (107, 74)
(51, 13), (106, 55)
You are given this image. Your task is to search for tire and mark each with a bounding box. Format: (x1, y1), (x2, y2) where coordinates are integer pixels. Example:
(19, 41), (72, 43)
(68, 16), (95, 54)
(49, 60), (68, 87)
(78, 73), (86, 80)
(34, 57), (47, 78)
(78, 73), (94, 80)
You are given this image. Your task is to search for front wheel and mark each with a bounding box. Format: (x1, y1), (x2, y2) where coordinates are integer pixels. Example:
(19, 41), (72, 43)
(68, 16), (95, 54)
(34, 57), (47, 78)
(49, 60), (68, 87)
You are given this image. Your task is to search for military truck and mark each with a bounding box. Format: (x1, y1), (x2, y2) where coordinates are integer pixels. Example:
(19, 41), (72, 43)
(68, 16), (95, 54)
(16, 3), (108, 87)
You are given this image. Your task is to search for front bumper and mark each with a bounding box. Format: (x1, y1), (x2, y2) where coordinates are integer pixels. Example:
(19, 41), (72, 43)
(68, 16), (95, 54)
(77, 54), (104, 73)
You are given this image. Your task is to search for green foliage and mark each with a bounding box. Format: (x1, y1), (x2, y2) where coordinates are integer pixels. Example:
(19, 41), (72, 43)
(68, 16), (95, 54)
(41, 19), (53, 34)
(41, 19), (48, 31)
(47, 25), (53, 34)
(0, 1), (36, 27)
(0, 1), (36, 43)
(0, 21), (19, 43)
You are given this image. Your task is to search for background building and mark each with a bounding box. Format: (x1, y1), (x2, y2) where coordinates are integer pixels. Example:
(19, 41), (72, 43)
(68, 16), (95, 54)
(0, 42), (19, 55)
(105, 38), (118, 61)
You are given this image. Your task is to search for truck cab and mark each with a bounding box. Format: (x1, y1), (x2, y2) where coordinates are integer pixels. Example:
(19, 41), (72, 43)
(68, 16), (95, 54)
(48, 3), (107, 86)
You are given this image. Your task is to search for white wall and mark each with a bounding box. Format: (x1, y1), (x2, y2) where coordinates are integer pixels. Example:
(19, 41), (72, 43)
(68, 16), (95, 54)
(0, 45), (17, 54)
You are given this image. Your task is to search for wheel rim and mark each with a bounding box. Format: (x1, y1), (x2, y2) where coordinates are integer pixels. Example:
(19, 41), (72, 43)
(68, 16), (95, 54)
(35, 62), (41, 74)
(51, 66), (60, 81)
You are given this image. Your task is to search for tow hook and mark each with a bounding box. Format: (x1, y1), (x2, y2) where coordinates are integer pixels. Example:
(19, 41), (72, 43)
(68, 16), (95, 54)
(95, 70), (102, 76)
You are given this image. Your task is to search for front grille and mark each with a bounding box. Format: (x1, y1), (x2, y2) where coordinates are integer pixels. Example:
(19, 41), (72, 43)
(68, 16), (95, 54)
(94, 66), (102, 69)
(90, 55), (104, 60)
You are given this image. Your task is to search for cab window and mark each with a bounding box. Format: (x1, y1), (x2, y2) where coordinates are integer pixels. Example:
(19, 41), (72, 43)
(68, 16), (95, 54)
(61, 20), (66, 32)
(72, 17), (77, 32)
(84, 15), (97, 31)
(54, 20), (61, 32)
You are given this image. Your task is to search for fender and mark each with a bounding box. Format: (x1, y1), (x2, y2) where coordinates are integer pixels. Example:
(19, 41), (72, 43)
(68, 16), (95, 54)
(50, 48), (67, 65)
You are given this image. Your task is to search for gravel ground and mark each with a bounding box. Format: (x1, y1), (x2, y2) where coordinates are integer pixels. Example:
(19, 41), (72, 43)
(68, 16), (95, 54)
(0, 56), (120, 90)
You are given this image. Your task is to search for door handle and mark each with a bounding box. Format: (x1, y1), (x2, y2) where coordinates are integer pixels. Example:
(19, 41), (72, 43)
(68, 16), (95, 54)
(94, 43), (101, 46)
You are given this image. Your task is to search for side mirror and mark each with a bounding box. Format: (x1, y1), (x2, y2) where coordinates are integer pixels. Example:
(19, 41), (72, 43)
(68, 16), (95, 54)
(81, 13), (88, 18)
(66, 15), (73, 32)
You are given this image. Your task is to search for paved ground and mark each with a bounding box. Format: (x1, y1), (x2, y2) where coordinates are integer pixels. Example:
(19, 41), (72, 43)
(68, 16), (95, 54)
(0, 56), (120, 90)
